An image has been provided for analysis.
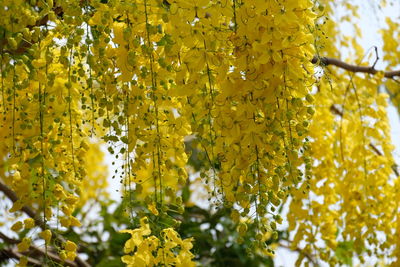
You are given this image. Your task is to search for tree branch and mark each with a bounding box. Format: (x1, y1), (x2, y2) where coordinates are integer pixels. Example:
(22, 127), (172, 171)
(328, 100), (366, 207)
(0, 231), (78, 267)
(0, 248), (42, 266)
(312, 56), (400, 78)
(0, 180), (45, 229)
(0, 180), (91, 267)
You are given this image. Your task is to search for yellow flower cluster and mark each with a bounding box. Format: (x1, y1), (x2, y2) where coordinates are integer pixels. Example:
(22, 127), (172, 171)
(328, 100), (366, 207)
(0, 0), (109, 261)
(60, 240), (78, 261)
(381, 17), (400, 116)
(120, 217), (195, 267)
(0, 0), (317, 263)
(2, 0), (399, 265)
(286, 1), (400, 265)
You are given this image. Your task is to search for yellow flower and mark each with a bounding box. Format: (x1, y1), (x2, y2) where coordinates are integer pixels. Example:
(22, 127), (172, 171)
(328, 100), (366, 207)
(9, 201), (23, 213)
(17, 256), (28, 267)
(237, 223), (247, 236)
(31, 58), (46, 69)
(53, 184), (66, 199)
(11, 170), (21, 180)
(66, 251), (77, 261)
(39, 229), (52, 243)
(121, 255), (135, 266)
(181, 238), (194, 251)
(70, 216), (82, 227)
(17, 237), (31, 252)
(64, 240), (77, 252)
(148, 203), (159, 216)
(65, 195), (79, 205)
(61, 205), (72, 216)
(80, 140), (90, 151)
(59, 250), (67, 261)
(11, 221), (23, 232)
(24, 218), (35, 229)
(120, 217), (153, 253)
(60, 217), (71, 228)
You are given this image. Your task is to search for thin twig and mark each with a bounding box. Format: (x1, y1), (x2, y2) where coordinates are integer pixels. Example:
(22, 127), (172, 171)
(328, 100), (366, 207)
(371, 46), (379, 69)
(279, 241), (318, 266)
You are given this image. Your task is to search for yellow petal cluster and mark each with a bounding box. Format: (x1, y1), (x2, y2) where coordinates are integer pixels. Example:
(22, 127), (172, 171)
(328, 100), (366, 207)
(120, 217), (195, 266)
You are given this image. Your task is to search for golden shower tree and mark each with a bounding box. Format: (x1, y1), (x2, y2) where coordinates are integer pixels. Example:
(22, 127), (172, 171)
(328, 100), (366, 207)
(0, 0), (400, 266)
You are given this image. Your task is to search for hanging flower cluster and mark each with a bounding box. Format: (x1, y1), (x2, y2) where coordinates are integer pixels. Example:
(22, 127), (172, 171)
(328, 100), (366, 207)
(2, 0), (400, 266)
(0, 0), (317, 264)
(120, 217), (195, 266)
(286, 1), (400, 265)
(0, 0), (108, 263)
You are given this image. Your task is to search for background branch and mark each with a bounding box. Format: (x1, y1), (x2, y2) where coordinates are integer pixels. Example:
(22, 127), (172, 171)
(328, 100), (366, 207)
(0, 180), (90, 267)
(0, 231), (78, 267)
(0, 248), (42, 266)
(0, 180), (45, 229)
(312, 56), (400, 78)
(279, 241), (318, 266)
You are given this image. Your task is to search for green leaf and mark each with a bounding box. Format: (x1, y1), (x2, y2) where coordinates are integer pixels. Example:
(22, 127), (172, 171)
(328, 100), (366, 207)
(335, 241), (353, 266)
(96, 257), (124, 267)
(27, 154), (43, 167)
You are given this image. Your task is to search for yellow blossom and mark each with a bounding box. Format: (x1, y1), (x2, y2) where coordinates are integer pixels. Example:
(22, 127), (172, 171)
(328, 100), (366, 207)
(39, 229), (52, 243)
(66, 251), (77, 261)
(17, 237), (31, 252)
(53, 184), (66, 199)
(17, 256), (28, 267)
(64, 240), (77, 252)
(11, 221), (23, 232)
(69, 216), (82, 227)
(23, 218), (35, 229)
(148, 203), (159, 216)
